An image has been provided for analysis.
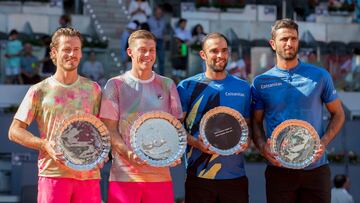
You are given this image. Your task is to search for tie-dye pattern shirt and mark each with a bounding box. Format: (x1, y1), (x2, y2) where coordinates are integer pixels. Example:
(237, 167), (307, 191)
(14, 76), (102, 180)
(100, 71), (183, 182)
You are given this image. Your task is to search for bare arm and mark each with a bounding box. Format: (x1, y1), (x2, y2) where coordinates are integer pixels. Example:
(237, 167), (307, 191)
(8, 119), (64, 163)
(251, 109), (281, 166)
(322, 99), (345, 146)
(9, 119), (44, 150)
(101, 118), (146, 165)
(251, 110), (266, 151)
(312, 99), (345, 162)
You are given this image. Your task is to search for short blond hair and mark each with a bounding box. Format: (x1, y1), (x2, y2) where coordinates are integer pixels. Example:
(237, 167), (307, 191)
(128, 29), (156, 48)
(50, 27), (83, 64)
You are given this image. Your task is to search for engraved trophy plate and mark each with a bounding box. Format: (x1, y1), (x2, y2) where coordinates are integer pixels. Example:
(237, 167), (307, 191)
(199, 106), (249, 155)
(130, 111), (187, 167)
(270, 119), (320, 169)
(56, 113), (110, 171)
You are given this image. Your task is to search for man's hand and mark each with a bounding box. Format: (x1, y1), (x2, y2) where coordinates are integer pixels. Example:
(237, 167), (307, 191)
(235, 137), (251, 154)
(194, 135), (216, 155)
(124, 150), (147, 166)
(260, 139), (282, 167)
(41, 140), (65, 165)
(102, 118), (147, 166)
(312, 140), (326, 164)
(169, 159), (181, 167)
(96, 156), (109, 169)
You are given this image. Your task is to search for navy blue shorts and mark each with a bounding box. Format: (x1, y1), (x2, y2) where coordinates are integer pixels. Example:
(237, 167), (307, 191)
(185, 175), (249, 203)
(265, 164), (331, 203)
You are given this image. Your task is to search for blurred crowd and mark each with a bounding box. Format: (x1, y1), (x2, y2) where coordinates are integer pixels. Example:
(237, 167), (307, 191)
(1, 0), (360, 91)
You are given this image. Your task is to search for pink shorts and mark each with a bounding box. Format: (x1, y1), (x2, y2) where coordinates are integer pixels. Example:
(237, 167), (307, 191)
(108, 181), (174, 203)
(38, 177), (101, 203)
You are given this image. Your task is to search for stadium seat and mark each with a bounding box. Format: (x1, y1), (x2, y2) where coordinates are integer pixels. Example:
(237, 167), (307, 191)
(250, 39), (269, 47)
(0, 31), (8, 40)
(327, 41), (350, 55)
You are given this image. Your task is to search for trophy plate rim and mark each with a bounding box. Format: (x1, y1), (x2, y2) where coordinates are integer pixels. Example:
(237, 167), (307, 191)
(130, 111), (187, 167)
(56, 113), (110, 171)
(270, 119), (320, 169)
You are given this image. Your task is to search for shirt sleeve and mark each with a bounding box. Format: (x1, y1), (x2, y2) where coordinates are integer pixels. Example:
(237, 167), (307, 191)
(99, 79), (120, 121)
(14, 86), (38, 125)
(92, 82), (102, 117)
(251, 81), (265, 110)
(321, 71), (338, 104)
(243, 84), (251, 119)
(176, 80), (189, 113)
(169, 80), (183, 119)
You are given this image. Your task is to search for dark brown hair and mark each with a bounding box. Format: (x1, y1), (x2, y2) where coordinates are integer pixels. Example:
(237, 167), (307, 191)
(201, 32), (229, 50)
(271, 18), (298, 39)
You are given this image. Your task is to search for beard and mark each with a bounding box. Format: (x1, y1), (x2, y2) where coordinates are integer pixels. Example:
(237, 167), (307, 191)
(63, 65), (78, 72)
(277, 47), (298, 61)
(208, 60), (227, 73)
(62, 61), (79, 72)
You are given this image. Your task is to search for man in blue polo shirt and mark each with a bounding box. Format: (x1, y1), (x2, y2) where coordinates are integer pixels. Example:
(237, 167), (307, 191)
(177, 32), (251, 203)
(251, 18), (345, 203)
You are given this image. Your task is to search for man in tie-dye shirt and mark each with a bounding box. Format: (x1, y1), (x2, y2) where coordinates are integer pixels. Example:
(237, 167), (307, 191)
(8, 28), (103, 203)
(100, 30), (183, 203)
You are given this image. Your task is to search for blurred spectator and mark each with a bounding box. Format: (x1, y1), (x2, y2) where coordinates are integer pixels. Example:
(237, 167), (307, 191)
(128, 0), (152, 24)
(307, 50), (323, 67)
(331, 174), (354, 203)
(344, 48), (360, 90)
(188, 24), (206, 76)
(139, 22), (150, 31)
(190, 24), (206, 51)
(148, 5), (166, 75)
(4, 29), (23, 84)
(59, 14), (71, 28)
(226, 51), (247, 80)
(120, 21), (138, 70)
(293, 0), (309, 21)
(329, 0), (343, 9)
(81, 51), (106, 86)
(20, 43), (41, 84)
(39, 35), (56, 76)
(174, 18), (192, 43)
(355, 0), (360, 23)
(172, 18), (192, 78)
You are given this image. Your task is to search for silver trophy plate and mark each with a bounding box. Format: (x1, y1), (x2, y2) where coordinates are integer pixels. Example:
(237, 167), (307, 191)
(199, 106), (249, 155)
(270, 119), (320, 169)
(56, 113), (110, 171)
(130, 111), (187, 167)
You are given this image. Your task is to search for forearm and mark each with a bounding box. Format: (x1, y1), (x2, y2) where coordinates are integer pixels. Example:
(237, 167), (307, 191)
(186, 133), (199, 148)
(321, 99), (345, 146)
(110, 130), (129, 155)
(251, 122), (267, 151)
(8, 120), (45, 151)
(321, 112), (345, 146)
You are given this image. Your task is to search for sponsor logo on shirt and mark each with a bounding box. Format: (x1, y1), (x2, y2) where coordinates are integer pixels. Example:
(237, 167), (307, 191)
(225, 92), (245, 97)
(260, 82), (282, 89)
